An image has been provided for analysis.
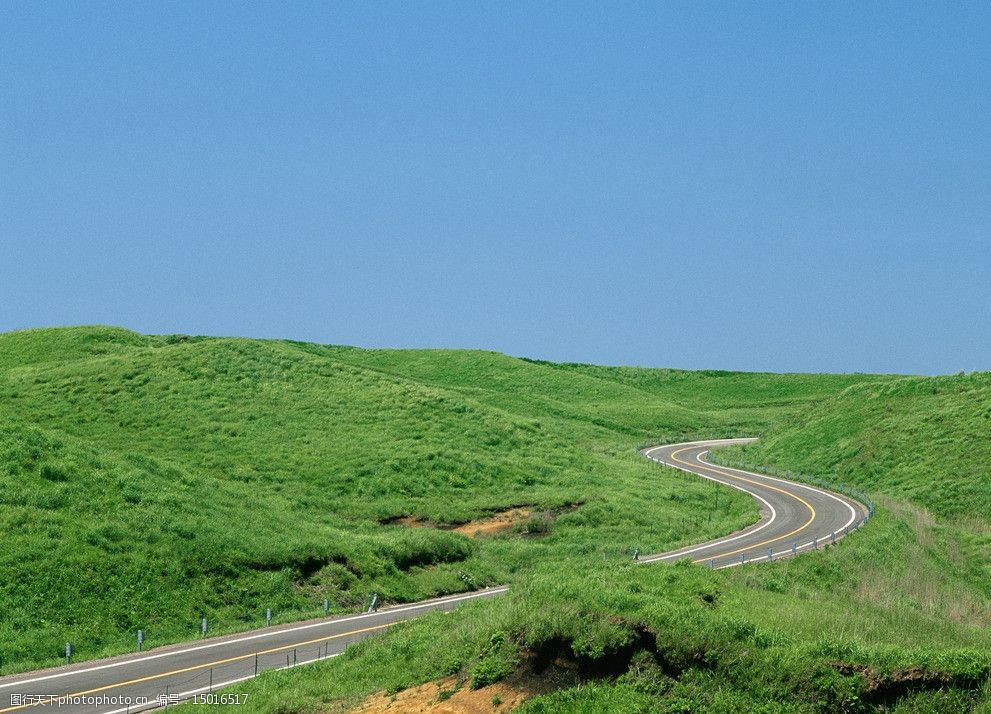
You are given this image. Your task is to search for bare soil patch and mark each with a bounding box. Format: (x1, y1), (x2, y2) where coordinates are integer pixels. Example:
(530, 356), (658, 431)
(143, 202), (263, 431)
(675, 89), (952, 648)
(384, 503), (582, 539)
(348, 670), (565, 714)
(386, 507), (532, 538)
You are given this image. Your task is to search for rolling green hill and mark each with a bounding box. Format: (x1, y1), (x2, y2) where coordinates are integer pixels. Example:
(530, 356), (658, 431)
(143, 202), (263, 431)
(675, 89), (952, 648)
(724, 373), (991, 520)
(3, 327), (988, 712)
(175, 353), (989, 712)
(0, 326), (874, 672)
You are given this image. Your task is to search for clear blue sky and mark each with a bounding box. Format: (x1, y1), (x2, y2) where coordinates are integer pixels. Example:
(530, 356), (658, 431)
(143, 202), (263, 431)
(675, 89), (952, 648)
(2, 3), (988, 374)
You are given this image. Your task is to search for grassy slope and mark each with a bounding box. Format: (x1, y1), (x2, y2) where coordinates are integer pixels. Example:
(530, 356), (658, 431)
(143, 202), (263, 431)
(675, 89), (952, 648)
(4, 327), (988, 712)
(184, 370), (991, 712)
(0, 326), (862, 671)
(718, 374), (991, 644)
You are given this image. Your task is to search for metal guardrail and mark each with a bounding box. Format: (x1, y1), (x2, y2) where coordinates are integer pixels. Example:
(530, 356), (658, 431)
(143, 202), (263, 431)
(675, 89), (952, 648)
(14, 593), (381, 675)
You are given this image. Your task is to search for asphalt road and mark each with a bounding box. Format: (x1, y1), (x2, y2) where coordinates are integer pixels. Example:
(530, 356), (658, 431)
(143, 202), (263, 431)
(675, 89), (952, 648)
(640, 439), (869, 568)
(0, 589), (508, 714)
(0, 439), (868, 713)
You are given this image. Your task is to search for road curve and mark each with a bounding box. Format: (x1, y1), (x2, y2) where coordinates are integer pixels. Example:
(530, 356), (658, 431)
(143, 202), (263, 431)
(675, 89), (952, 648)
(0, 440), (868, 713)
(640, 439), (869, 568)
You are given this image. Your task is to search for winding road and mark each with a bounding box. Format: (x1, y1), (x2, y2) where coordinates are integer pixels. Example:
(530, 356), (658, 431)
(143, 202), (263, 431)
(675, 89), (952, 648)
(0, 439), (869, 713)
(640, 439), (868, 568)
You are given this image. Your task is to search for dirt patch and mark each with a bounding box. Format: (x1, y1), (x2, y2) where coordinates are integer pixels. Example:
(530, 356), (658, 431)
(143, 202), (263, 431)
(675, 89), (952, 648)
(452, 508), (531, 537)
(349, 670), (562, 713)
(383, 503), (583, 539)
(384, 508), (532, 538)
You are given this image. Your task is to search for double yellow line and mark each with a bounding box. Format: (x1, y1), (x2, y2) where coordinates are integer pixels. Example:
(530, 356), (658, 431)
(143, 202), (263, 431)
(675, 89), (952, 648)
(666, 446), (817, 564)
(0, 622), (395, 712)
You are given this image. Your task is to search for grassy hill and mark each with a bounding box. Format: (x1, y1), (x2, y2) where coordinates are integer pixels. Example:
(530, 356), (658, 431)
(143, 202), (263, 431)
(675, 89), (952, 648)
(0, 326), (874, 672)
(175, 357), (989, 712)
(3, 327), (988, 712)
(723, 373), (991, 520)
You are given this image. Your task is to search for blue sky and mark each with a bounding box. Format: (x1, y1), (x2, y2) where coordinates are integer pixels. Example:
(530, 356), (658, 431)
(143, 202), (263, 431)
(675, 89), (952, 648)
(2, 3), (988, 374)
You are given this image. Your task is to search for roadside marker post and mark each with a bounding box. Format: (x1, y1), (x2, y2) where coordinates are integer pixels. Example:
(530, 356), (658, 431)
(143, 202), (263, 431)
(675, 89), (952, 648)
(65, 642), (72, 665)
(813, 536), (818, 550)
(740, 552), (746, 564)
(266, 608), (272, 627)
(201, 618), (208, 637)
(137, 630), (144, 652)
(792, 543), (797, 556)
(323, 598), (329, 615)
(767, 548), (773, 562)
(368, 593), (379, 613)
(831, 531), (836, 544)
(632, 548), (639, 561)
(709, 559), (715, 569)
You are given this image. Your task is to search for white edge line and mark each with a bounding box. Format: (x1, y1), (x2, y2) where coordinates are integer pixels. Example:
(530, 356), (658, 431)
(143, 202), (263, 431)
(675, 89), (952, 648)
(640, 441), (863, 565)
(700, 451), (862, 528)
(0, 588), (509, 690)
(100, 653), (343, 714)
(716, 520), (866, 569)
(690, 448), (861, 564)
(639, 443), (778, 561)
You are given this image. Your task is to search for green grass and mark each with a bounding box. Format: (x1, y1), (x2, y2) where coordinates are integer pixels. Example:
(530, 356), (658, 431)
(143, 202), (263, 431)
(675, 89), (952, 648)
(0, 325), (859, 671)
(183, 554), (991, 713)
(3, 326), (988, 712)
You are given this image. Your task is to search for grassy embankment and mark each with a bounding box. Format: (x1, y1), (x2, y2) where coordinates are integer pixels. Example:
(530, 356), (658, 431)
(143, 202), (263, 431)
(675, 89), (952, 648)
(183, 369), (991, 712)
(0, 326), (870, 672)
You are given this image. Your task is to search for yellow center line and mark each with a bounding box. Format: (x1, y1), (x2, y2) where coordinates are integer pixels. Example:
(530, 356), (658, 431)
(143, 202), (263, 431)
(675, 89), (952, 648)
(666, 446), (817, 563)
(0, 622), (396, 712)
